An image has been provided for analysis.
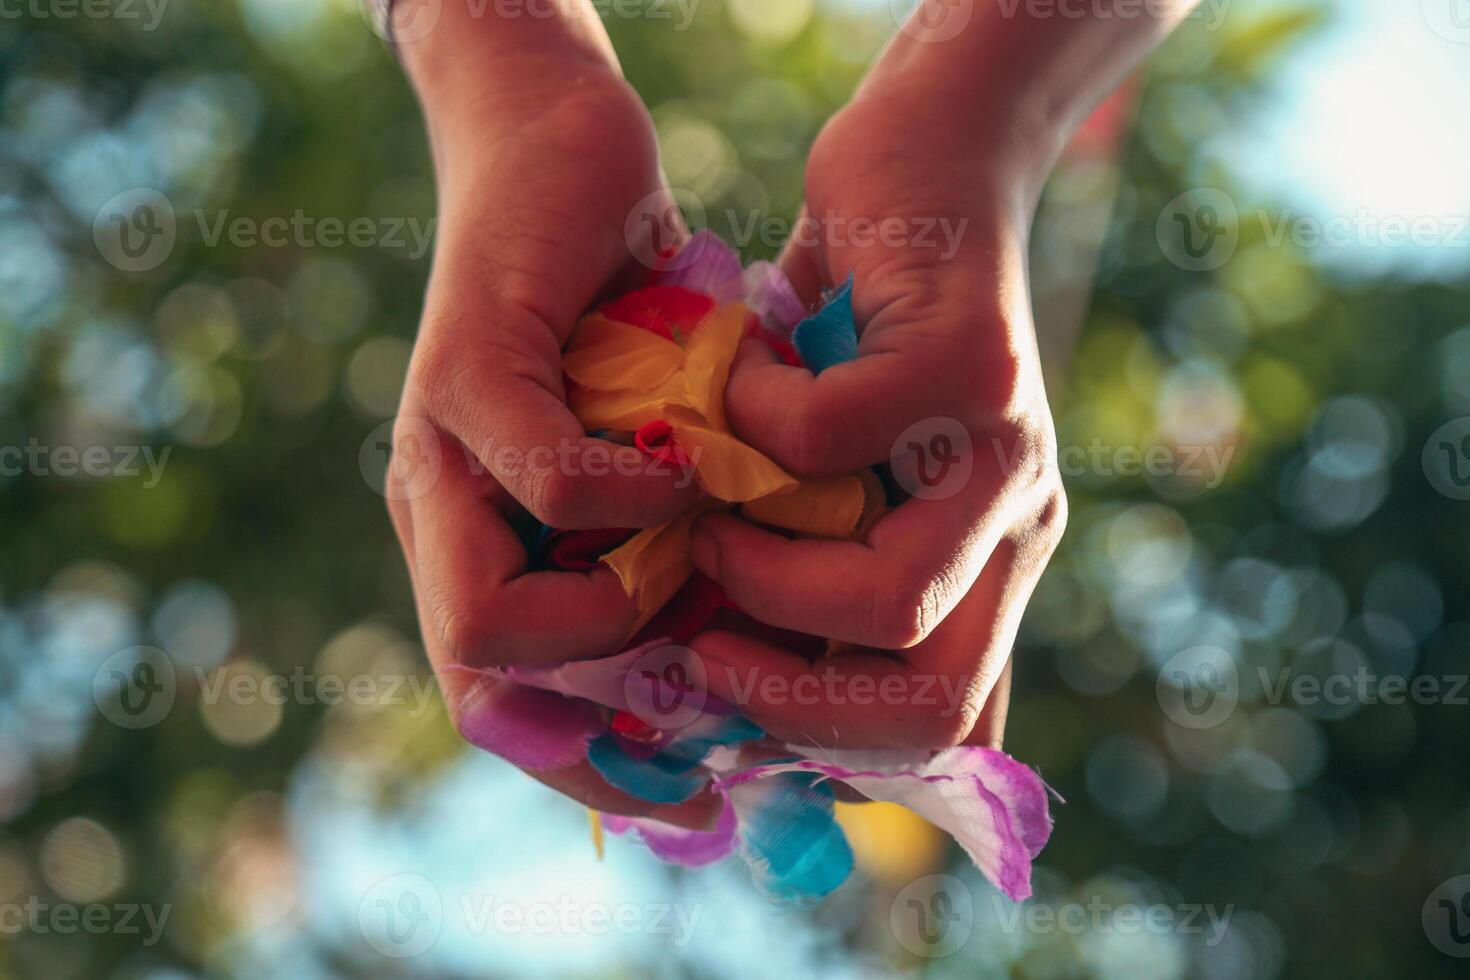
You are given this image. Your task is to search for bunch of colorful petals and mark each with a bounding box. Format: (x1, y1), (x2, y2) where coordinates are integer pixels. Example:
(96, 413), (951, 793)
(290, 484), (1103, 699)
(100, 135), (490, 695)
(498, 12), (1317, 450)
(446, 232), (1055, 904)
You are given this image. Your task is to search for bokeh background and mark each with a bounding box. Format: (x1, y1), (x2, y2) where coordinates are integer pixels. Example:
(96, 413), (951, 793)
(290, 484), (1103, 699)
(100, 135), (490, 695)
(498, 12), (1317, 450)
(3, 0), (1470, 977)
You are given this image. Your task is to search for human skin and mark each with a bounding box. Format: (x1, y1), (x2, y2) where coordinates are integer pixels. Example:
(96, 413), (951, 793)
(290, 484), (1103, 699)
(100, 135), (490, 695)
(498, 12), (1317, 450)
(688, 0), (1203, 747)
(384, 0), (1201, 819)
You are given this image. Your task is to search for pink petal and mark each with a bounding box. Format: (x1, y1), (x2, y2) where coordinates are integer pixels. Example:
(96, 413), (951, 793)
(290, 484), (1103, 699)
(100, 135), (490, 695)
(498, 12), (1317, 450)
(739, 261), (807, 335)
(603, 792), (739, 867)
(507, 638), (675, 713)
(657, 231), (742, 295)
(714, 748), (1055, 901)
(453, 678), (605, 771)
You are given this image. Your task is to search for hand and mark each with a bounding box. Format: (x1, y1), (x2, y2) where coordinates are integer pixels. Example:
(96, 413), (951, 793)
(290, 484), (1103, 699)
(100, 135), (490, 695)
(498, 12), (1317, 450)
(688, 50), (1070, 749)
(387, 12), (714, 826)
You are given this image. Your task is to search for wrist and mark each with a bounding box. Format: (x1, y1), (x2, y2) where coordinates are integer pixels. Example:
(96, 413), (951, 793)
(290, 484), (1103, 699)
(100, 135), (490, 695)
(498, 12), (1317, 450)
(390, 0), (620, 118)
(864, 2), (1194, 209)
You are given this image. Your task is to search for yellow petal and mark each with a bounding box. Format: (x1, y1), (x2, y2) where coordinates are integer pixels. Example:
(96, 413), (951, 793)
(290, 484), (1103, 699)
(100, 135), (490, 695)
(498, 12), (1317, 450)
(588, 809), (605, 861)
(668, 410), (797, 503)
(853, 467), (890, 539)
(835, 802), (945, 887)
(680, 303), (749, 430)
(602, 508), (704, 636)
(568, 385), (668, 433)
(740, 472), (870, 539)
(564, 314), (684, 392)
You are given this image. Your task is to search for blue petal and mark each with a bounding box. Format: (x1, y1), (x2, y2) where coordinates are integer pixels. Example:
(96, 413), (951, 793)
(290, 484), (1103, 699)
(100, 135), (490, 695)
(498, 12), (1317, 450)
(587, 735), (708, 804)
(792, 275), (859, 374)
(661, 714), (764, 767)
(738, 774), (854, 903)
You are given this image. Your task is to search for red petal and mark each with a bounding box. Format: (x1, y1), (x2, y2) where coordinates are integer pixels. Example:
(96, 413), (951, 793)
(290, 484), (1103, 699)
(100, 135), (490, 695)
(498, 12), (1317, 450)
(632, 572), (736, 647)
(601, 286), (716, 343)
(634, 419), (693, 468)
(542, 527), (639, 571)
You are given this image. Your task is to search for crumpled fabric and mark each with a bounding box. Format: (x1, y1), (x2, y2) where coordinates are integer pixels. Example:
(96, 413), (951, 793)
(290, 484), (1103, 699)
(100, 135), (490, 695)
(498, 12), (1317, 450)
(452, 232), (1056, 903)
(562, 260), (884, 634)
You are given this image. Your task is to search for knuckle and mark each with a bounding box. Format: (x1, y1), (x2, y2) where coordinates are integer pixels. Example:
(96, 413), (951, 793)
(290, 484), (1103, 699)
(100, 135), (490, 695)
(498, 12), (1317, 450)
(409, 330), (475, 430)
(526, 465), (580, 529)
(922, 672), (985, 748)
(867, 577), (941, 650)
(1037, 485), (1069, 552)
(428, 584), (500, 666)
(918, 705), (980, 750)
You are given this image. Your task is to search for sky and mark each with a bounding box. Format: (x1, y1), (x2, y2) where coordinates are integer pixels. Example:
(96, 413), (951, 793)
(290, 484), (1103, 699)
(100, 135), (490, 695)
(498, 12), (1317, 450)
(871, 0), (1470, 277)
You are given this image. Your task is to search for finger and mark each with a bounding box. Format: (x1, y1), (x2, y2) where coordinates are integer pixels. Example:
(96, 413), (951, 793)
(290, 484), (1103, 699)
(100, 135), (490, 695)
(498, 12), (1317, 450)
(964, 658), (1012, 750)
(694, 547), (1025, 750)
(731, 215), (1031, 476)
(411, 428), (640, 667)
(691, 428), (1035, 648)
(412, 225), (699, 530)
(421, 619), (724, 832)
(723, 336), (962, 477)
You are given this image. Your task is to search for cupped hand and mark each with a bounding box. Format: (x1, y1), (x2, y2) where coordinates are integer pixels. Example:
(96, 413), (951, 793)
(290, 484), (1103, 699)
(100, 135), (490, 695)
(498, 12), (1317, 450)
(388, 40), (715, 826)
(688, 74), (1069, 748)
